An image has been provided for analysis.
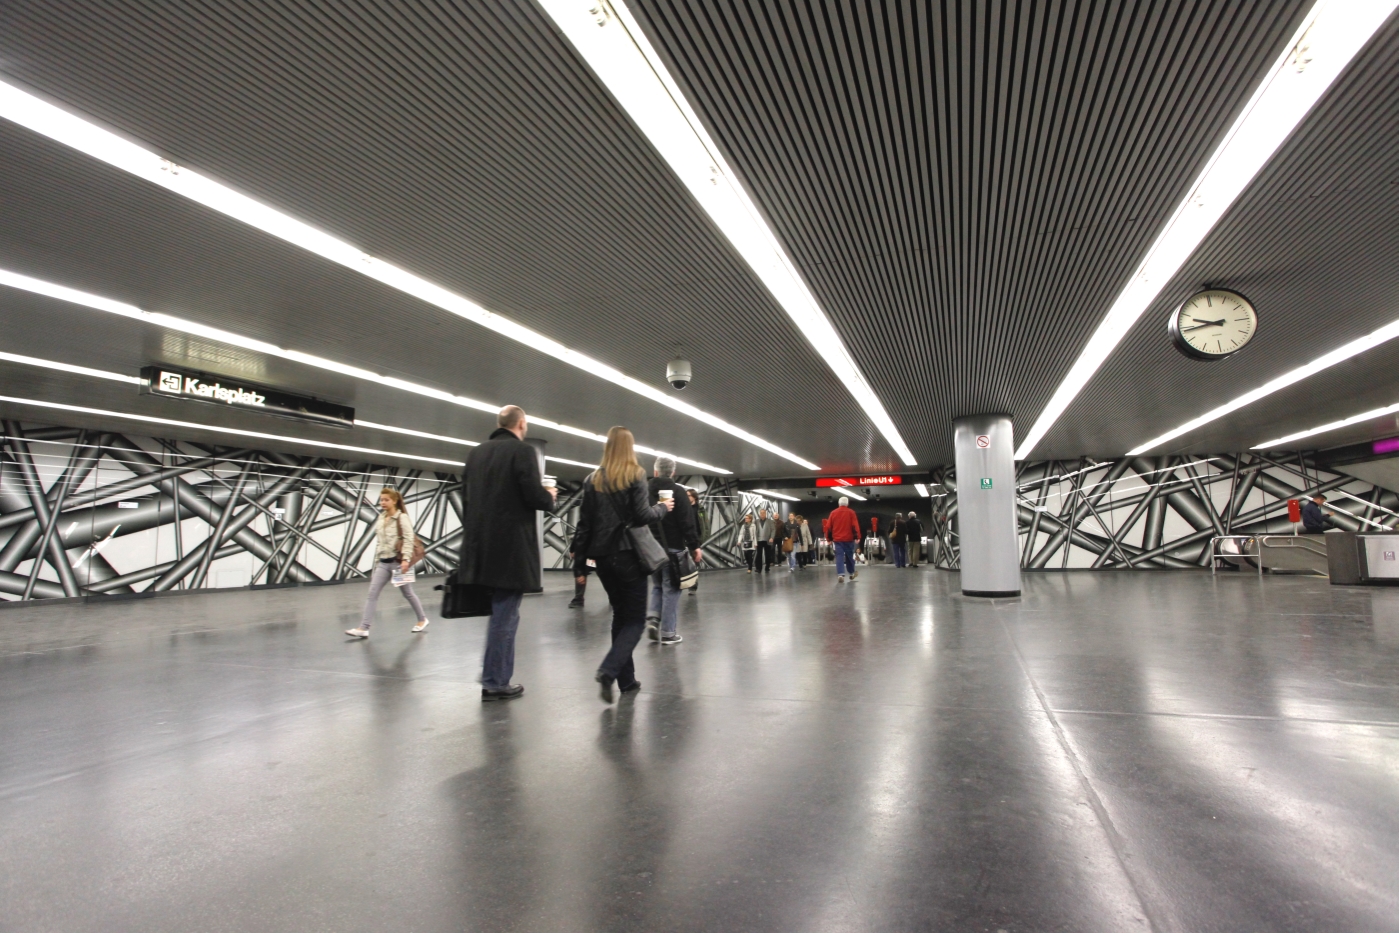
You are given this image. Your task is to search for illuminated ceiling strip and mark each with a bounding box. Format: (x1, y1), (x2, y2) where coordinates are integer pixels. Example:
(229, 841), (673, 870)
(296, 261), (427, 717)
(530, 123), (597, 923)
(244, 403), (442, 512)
(356, 418), (598, 469)
(1016, 0), (1399, 460)
(0, 269), (728, 474)
(1128, 319), (1399, 454)
(837, 489), (866, 501)
(0, 81), (815, 471)
(0, 395), (462, 465)
(535, 0), (915, 467)
(914, 483), (930, 496)
(749, 488), (801, 502)
(1252, 401), (1399, 449)
(0, 350), (142, 385)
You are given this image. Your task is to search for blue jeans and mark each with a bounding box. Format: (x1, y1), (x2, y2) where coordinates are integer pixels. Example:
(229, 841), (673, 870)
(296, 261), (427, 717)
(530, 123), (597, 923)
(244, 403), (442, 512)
(834, 541), (856, 576)
(891, 540), (906, 568)
(650, 550), (682, 636)
(480, 588), (524, 690)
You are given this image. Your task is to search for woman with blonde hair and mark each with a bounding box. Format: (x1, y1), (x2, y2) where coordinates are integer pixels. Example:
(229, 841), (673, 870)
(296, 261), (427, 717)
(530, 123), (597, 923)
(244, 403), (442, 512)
(346, 486), (429, 638)
(570, 426), (673, 701)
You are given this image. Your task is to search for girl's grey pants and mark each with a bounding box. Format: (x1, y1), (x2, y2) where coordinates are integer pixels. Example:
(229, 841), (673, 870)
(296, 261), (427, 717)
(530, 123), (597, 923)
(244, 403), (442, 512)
(361, 560), (427, 628)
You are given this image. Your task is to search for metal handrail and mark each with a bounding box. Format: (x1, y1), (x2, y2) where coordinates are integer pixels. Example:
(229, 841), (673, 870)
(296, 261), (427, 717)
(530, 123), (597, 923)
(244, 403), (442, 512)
(1210, 534), (1261, 577)
(1258, 534), (1329, 558)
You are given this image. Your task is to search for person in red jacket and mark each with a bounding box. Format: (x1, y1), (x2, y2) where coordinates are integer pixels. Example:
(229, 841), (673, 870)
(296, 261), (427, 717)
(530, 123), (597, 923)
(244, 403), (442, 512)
(828, 496), (861, 582)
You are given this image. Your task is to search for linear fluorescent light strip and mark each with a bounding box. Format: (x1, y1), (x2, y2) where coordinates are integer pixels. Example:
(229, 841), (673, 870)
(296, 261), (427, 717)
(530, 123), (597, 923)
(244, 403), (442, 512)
(0, 355), (601, 470)
(748, 488), (800, 502)
(1129, 319), (1399, 454)
(0, 395), (462, 465)
(1253, 402), (1399, 449)
(0, 81), (815, 471)
(0, 268), (723, 473)
(914, 483), (930, 496)
(1016, 0), (1399, 460)
(354, 419), (596, 468)
(535, 0), (914, 466)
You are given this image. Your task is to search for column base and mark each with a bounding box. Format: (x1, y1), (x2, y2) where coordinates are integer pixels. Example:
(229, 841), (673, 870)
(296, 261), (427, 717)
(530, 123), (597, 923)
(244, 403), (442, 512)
(961, 589), (1021, 598)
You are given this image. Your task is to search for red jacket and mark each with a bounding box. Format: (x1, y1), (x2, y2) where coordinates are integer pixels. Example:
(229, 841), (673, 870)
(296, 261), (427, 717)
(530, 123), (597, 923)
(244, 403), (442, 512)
(827, 506), (860, 543)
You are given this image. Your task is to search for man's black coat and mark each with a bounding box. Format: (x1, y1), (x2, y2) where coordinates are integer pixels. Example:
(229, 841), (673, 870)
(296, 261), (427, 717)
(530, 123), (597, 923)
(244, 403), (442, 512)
(457, 428), (555, 592)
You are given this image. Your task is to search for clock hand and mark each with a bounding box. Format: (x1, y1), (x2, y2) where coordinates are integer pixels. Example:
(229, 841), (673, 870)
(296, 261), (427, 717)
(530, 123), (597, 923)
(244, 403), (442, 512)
(1184, 318), (1227, 331)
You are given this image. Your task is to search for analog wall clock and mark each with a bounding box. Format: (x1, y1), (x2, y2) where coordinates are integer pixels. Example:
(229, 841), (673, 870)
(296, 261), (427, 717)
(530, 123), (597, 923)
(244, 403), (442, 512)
(1168, 289), (1258, 361)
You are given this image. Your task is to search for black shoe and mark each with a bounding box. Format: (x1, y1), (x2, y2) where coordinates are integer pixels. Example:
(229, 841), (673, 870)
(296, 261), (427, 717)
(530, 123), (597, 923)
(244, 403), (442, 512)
(646, 622), (660, 641)
(568, 597), (584, 608)
(620, 680), (642, 694)
(481, 684), (525, 702)
(595, 670), (616, 702)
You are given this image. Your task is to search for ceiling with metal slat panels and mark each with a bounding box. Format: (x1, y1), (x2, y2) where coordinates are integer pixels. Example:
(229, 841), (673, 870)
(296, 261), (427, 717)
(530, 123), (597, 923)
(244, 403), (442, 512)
(1039, 12), (1399, 459)
(2, 0), (1399, 475)
(626, 0), (1318, 463)
(0, 0), (886, 476)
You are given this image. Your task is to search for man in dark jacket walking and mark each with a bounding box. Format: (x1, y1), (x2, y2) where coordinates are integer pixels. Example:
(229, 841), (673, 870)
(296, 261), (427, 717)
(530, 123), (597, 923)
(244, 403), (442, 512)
(459, 405), (557, 700)
(645, 456), (701, 644)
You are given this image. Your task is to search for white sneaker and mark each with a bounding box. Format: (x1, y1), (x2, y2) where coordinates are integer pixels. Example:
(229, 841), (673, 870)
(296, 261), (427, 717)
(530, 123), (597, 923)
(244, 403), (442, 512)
(345, 627), (369, 638)
(412, 620), (430, 633)
(837, 574), (845, 583)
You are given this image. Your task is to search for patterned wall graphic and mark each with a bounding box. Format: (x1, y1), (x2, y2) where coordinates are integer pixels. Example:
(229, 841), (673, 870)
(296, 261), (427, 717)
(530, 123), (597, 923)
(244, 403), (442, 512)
(923, 454), (1399, 571)
(0, 421), (469, 602)
(5, 420), (1397, 602)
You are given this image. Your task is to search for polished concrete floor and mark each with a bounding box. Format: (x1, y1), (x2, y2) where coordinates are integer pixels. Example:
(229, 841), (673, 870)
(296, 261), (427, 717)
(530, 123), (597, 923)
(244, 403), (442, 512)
(2, 565), (1398, 932)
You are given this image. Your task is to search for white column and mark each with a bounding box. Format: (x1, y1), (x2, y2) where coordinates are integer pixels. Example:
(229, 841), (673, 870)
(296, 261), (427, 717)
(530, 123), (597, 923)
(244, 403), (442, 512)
(953, 414), (1021, 597)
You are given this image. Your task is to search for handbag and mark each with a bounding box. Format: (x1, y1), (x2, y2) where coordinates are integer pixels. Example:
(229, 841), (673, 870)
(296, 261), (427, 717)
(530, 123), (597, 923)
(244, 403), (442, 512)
(606, 488), (667, 575)
(781, 537), (794, 553)
(672, 549), (700, 589)
(434, 570), (494, 618)
(393, 514), (427, 566)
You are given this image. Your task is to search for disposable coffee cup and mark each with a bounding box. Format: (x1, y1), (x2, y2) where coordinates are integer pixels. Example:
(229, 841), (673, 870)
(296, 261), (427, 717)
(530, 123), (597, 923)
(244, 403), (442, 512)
(658, 489), (674, 502)
(541, 475), (557, 490)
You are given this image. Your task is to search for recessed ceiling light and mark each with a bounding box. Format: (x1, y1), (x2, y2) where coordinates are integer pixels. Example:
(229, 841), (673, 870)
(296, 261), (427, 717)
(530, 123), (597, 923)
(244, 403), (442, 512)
(0, 268), (730, 473)
(1252, 402), (1399, 449)
(1016, 0), (1399, 460)
(839, 489), (867, 501)
(0, 394), (461, 465)
(1129, 317), (1399, 454)
(749, 488), (800, 502)
(535, 0), (915, 467)
(0, 80), (817, 470)
(914, 483), (930, 496)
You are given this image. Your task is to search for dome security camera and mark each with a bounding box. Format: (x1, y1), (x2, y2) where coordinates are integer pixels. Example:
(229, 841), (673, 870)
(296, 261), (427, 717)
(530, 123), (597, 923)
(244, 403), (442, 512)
(666, 358), (692, 390)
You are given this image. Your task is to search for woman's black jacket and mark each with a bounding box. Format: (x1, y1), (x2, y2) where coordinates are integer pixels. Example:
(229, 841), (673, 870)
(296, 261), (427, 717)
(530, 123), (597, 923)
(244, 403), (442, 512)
(572, 474), (666, 560)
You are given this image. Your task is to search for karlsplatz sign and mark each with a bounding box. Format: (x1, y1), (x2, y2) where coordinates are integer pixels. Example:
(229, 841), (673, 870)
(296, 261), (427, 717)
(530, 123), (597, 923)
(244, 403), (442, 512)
(140, 366), (355, 428)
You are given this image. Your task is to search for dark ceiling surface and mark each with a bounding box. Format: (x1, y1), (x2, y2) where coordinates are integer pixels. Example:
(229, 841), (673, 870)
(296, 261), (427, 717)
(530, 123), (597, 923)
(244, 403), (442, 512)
(1042, 11), (1399, 459)
(0, 0), (884, 476)
(628, 0), (1314, 462)
(0, 0), (1394, 474)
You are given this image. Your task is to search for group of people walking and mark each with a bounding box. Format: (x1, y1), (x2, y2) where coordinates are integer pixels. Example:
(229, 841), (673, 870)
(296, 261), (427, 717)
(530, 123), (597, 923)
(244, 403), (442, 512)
(738, 509), (815, 572)
(347, 403), (934, 704)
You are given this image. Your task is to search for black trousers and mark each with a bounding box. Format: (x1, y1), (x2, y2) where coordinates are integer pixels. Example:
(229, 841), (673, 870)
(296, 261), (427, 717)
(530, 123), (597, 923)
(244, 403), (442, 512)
(743, 548), (755, 570)
(756, 542), (774, 572)
(595, 558), (649, 689)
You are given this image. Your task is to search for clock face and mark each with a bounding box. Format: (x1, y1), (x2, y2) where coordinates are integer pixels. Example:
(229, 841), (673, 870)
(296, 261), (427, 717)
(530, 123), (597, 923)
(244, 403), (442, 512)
(1169, 289), (1258, 360)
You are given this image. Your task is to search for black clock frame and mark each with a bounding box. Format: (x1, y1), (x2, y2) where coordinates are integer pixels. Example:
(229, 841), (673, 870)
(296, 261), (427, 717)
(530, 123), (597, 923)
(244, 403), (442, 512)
(1168, 288), (1257, 362)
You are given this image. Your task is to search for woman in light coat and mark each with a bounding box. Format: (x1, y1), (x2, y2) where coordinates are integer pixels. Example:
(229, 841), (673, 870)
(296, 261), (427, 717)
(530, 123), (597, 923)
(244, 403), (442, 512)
(345, 487), (428, 638)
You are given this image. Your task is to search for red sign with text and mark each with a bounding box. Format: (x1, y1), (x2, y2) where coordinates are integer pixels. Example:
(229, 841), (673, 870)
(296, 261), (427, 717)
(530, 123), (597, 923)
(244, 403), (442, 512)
(816, 475), (903, 487)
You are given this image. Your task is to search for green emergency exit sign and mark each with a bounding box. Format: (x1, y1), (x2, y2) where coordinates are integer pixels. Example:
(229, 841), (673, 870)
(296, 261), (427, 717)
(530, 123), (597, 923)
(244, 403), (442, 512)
(980, 477), (993, 489)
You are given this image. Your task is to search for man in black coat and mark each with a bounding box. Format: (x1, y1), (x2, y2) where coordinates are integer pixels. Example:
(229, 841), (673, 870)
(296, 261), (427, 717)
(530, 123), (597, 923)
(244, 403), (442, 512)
(459, 405), (556, 700)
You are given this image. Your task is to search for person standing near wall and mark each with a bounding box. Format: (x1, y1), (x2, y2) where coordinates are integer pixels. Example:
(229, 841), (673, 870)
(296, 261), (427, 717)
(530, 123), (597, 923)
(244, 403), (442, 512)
(571, 427), (672, 701)
(739, 513), (758, 572)
(458, 405), (558, 701)
(905, 511), (924, 567)
(829, 497), (861, 582)
(345, 487), (430, 638)
(687, 488), (706, 595)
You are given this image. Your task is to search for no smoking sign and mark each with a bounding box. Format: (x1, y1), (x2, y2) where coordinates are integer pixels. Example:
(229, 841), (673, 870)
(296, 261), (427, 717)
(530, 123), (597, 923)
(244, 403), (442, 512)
(975, 435), (990, 448)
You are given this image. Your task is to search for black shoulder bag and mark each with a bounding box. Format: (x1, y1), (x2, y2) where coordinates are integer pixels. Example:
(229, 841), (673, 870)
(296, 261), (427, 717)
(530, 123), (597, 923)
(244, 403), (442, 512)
(605, 485), (668, 575)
